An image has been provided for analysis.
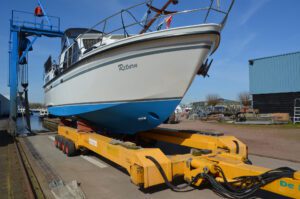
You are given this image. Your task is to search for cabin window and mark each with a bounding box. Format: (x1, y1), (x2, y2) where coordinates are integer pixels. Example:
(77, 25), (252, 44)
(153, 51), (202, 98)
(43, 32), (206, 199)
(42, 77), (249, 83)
(45, 75), (50, 83)
(72, 42), (80, 64)
(67, 47), (72, 67)
(63, 52), (68, 69)
(44, 56), (52, 73)
(83, 38), (101, 49)
(62, 42), (81, 70)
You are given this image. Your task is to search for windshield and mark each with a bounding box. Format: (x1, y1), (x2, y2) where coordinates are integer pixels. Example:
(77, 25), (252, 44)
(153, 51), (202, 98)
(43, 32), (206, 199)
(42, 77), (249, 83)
(61, 28), (102, 52)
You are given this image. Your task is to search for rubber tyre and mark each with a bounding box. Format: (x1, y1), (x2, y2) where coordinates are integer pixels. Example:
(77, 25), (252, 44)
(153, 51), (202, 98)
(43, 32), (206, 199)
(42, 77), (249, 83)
(61, 137), (68, 154)
(65, 140), (76, 157)
(57, 136), (63, 151)
(54, 135), (60, 148)
(66, 140), (77, 157)
(244, 159), (253, 165)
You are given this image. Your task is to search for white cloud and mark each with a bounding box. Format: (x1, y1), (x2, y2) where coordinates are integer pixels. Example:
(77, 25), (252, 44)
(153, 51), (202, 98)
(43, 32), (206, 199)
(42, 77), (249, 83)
(238, 32), (256, 51)
(240, 0), (270, 25)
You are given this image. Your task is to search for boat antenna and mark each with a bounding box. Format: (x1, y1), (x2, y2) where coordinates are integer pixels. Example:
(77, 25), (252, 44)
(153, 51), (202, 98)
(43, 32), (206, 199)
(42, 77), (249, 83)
(139, 0), (178, 34)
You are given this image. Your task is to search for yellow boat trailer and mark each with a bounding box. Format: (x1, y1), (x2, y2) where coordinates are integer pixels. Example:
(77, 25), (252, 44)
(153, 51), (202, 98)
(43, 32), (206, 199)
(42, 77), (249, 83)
(55, 125), (300, 198)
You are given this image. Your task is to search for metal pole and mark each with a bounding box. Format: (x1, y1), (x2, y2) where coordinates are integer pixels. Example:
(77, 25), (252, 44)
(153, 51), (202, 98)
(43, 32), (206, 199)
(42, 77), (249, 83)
(139, 0), (175, 34)
(37, 0), (52, 27)
(8, 34), (12, 87)
(8, 31), (19, 136)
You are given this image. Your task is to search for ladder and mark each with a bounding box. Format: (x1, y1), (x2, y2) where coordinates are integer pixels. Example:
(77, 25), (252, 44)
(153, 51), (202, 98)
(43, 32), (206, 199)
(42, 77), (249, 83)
(294, 98), (300, 124)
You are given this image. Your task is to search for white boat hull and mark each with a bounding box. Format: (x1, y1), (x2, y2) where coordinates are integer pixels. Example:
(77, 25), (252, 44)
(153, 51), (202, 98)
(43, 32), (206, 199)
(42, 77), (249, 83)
(44, 24), (221, 134)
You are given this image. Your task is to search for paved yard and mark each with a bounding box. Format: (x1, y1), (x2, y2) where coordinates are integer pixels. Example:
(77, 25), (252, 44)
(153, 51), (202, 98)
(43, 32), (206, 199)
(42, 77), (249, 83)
(161, 120), (300, 162)
(0, 119), (31, 199)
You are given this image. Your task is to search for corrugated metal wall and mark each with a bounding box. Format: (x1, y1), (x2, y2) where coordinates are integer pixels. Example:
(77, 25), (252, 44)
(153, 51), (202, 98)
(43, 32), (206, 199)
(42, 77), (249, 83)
(249, 52), (300, 94)
(0, 94), (10, 116)
(253, 92), (300, 116)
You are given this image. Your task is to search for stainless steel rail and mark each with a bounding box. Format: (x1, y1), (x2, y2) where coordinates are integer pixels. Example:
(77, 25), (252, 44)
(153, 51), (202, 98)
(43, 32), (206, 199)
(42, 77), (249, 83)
(78, 0), (235, 41)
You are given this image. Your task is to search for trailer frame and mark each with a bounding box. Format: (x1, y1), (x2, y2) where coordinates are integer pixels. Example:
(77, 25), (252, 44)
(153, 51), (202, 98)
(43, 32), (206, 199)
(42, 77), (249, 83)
(55, 124), (300, 198)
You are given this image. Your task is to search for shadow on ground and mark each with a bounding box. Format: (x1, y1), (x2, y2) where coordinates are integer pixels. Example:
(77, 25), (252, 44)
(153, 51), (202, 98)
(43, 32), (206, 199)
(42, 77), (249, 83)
(0, 130), (14, 147)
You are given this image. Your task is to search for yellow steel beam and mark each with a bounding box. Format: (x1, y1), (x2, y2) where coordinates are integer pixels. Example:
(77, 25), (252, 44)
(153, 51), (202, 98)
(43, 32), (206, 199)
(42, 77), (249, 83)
(58, 125), (172, 188)
(139, 128), (247, 161)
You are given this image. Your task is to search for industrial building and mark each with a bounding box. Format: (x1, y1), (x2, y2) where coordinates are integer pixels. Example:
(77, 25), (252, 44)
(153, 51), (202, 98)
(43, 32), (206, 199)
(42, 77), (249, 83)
(249, 51), (300, 118)
(0, 94), (10, 117)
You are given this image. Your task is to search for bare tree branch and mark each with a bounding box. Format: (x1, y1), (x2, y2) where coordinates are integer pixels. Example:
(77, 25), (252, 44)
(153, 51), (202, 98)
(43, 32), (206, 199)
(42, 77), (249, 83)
(206, 94), (221, 107)
(238, 92), (251, 107)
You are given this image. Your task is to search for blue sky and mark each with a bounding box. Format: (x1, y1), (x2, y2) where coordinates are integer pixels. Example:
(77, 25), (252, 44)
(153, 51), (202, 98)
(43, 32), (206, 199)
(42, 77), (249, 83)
(0, 0), (299, 103)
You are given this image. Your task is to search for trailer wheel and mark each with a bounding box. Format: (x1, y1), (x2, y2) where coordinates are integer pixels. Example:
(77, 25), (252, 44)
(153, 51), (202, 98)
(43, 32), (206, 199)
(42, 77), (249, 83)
(65, 140), (76, 157)
(244, 159), (253, 165)
(57, 136), (63, 150)
(61, 138), (67, 154)
(54, 135), (59, 148)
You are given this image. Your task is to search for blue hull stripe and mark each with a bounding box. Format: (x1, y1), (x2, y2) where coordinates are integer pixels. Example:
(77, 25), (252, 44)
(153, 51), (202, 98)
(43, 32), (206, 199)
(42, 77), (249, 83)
(48, 99), (181, 134)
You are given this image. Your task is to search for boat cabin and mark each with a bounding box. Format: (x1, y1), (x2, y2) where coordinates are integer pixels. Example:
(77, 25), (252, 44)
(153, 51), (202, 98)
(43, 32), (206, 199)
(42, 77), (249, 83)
(44, 28), (127, 85)
(60, 28), (102, 69)
(44, 28), (102, 84)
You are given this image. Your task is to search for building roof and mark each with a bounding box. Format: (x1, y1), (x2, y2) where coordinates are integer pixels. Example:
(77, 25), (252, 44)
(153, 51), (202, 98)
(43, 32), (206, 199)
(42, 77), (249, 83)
(249, 51), (300, 64)
(0, 93), (9, 100)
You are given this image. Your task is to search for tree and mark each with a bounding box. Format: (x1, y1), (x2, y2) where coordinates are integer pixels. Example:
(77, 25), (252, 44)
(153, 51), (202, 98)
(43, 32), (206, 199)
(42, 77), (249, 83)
(206, 94), (221, 107)
(238, 92), (251, 107)
(29, 103), (45, 109)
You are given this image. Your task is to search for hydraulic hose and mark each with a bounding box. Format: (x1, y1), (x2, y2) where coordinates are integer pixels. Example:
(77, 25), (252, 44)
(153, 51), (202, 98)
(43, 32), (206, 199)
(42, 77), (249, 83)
(146, 156), (296, 198)
(204, 166), (296, 199)
(145, 156), (201, 191)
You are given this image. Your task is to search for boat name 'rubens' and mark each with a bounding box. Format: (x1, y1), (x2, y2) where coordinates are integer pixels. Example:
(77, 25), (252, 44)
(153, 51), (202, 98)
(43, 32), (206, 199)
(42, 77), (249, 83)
(118, 63), (138, 71)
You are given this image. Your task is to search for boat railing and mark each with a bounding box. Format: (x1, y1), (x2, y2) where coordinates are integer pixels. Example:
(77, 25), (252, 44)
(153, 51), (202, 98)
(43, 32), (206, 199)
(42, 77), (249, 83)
(11, 10), (61, 32)
(78, 0), (234, 43)
(56, 0), (234, 72)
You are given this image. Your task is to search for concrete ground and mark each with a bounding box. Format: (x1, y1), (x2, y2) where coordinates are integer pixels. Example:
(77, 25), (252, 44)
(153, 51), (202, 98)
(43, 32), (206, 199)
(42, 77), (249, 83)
(0, 118), (32, 199)
(161, 120), (300, 162)
(22, 130), (300, 199)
